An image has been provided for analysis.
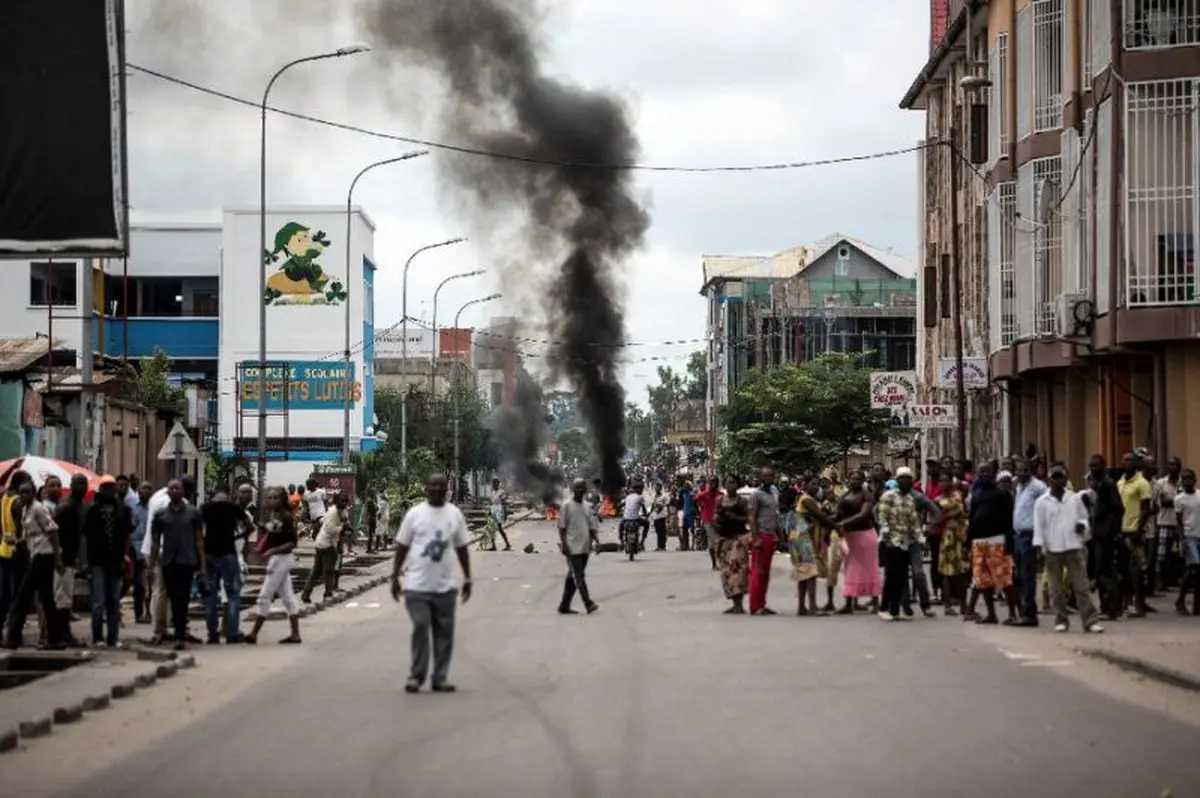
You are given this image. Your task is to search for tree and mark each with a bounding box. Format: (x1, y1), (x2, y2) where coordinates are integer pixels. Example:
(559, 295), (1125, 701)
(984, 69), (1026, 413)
(127, 347), (185, 413)
(717, 352), (888, 475)
(684, 350), (707, 400)
(623, 402), (653, 461)
(647, 365), (684, 434)
(555, 427), (591, 464)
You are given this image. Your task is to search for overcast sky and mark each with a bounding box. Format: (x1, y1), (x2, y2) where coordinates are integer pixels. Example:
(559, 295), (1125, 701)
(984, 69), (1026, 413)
(124, 0), (930, 405)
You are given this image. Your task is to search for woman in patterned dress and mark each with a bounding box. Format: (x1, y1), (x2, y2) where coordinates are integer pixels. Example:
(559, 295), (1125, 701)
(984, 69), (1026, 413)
(715, 474), (751, 614)
(790, 475), (838, 616)
(935, 474), (970, 616)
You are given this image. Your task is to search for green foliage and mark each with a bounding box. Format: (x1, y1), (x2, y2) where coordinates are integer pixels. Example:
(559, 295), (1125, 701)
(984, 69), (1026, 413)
(623, 402), (653, 461)
(205, 453), (250, 490)
(128, 348), (185, 412)
(717, 352), (888, 474)
(555, 427), (591, 464)
(684, 350), (707, 400)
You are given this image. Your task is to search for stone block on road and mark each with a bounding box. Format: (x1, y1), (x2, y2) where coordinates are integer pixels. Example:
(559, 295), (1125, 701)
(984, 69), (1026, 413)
(52, 704), (83, 724)
(18, 716), (51, 739)
(133, 673), (157, 689)
(82, 693), (111, 711)
(111, 680), (136, 699)
(0, 728), (17, 753)
(155, 662), (179, 679)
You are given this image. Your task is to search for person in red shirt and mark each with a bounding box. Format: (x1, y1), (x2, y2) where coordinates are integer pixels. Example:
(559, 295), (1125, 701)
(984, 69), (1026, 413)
(696, 476), (720, 571)
(917, 458), (946, 603)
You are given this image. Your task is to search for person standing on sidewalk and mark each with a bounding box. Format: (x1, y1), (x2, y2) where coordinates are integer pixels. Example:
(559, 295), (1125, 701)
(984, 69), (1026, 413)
(149, 480), (206, 651)
(129, 482), (153, 624)
(83, 476), (132, 648)
(302, 492), (347, 604)
(244, 486), (302, 645)
(1172, 468), (1200, 616)
(52, 474), (89, 645)
(697, 476), (720, 570)
(200, 487), (248, 644)
(1033, 464), (1104, 634)
(557, 479), (600, 616)
(390, 473), (473, 694)
(0, 471), (32, 638)
(1117, 452), (1154, 617)
(1012, 458), (1049, 626)
(3, 480), (65, 649)
(747, 467), (783, 616)
(1152, 457), (1182, 594)
(302, 478), (327, 540)
(877, 467), (939, 621)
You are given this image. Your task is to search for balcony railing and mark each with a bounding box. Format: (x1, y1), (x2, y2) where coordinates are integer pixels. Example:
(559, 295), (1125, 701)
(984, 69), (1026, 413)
(1124, 78), (1199, 307)
(1124, 0), (1200, 49)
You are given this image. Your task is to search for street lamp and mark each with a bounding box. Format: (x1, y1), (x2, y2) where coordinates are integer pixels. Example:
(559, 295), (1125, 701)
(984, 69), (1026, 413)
(452, 293), (501, 491)
(399, 238), (467, 471)
(430, 269), (485, 397)
(256, 43), (369, 515)
(341, 150), (430, 463)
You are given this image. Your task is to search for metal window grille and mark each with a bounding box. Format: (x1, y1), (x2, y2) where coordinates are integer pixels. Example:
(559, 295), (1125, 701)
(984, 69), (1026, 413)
(1090, 0), (1112, 73)
(1124, 0), (1200, 49)
(1033, 157), (1064, 333)
(990, 182), (1019, 346)
(1124, 78), (1199, 307)
(1096, 100), (1114, 312)
(1017, 7), (1034, 140)
(1034, 0), (1065, 133)
(990, 34), (1010, 161)
(1016, 163), (1037, 338)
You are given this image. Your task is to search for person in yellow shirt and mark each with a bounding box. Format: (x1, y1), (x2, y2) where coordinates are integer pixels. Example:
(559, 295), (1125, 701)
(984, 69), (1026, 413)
(1117, 452), (1154, 616)
(0, 471), (33, 630)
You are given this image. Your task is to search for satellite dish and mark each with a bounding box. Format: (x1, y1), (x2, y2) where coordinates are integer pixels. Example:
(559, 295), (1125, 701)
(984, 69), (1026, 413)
(1036, 177), (1060, 224)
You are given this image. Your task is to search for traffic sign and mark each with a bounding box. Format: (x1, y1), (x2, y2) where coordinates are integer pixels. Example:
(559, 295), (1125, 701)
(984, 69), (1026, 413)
(157, 421), (199, 460)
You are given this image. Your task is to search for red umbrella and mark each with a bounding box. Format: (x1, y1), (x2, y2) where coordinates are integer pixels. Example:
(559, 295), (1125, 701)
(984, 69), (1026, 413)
(0, 456), (103, 492)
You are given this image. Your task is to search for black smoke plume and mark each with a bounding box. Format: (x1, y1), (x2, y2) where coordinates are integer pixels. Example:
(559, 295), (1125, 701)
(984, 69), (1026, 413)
(359, 0), (649, 495)
(488, 368), (564, 505)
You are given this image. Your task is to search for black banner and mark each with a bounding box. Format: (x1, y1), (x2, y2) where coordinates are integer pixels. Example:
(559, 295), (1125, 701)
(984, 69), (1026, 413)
(0, 0), (127, 256)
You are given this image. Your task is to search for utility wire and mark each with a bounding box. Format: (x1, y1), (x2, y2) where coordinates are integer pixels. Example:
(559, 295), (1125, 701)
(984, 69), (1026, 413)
(126, 62), (932, 173)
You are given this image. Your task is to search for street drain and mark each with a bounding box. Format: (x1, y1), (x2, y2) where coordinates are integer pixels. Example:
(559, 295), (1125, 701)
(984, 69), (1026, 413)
(0, 652), (91, 691)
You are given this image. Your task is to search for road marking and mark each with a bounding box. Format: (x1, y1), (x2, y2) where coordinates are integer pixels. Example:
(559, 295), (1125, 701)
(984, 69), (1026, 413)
(364, 602), (381, 608)
(1021, 660), (1074, 668)
(346, 602), (359, 608)
(998, 649), (1041, 661)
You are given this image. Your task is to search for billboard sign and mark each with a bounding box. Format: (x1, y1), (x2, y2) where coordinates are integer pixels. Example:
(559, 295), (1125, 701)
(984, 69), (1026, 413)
(237, 361), (360, 410)
(439, 327), (473, 360)
(310, 463), (356, 507)
(938, 357), (989, 390)
(0, 1), (127, 256)
(909, 404), (957, 428)
(374, 327), (433, 359)
(870, 371), (917, 428)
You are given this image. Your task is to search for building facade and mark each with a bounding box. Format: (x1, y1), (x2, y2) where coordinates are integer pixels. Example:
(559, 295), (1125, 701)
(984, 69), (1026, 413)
(904, 0), (1200, 472)
(700, 234), (919, 443)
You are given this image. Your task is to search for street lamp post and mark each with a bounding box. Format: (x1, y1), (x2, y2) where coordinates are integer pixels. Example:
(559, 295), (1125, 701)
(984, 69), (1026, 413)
(256, 43), (369, 515)
(451, 293), (501, 493)
(429, 269), (485, 397)
(341, 150), (429, 463)
(399, 238), (466, 472)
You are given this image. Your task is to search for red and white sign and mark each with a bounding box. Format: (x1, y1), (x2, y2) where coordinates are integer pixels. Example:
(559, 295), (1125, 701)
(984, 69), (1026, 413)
(869, 371), (916, 409)
(909, 404), (957, 428)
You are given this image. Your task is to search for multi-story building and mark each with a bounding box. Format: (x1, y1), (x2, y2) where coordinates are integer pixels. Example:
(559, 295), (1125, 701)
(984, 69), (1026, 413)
(700, 234), (919, 442)
(903, 0), (1200, 470)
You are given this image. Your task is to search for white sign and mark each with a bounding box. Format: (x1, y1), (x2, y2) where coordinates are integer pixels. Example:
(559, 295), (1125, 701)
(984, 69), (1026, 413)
(374, 327), (433, 359)
(908, 404), (957, 428)
(938, 357), (989, 390)
(870, 371), (917, 428)
(157, 421), (199, 460)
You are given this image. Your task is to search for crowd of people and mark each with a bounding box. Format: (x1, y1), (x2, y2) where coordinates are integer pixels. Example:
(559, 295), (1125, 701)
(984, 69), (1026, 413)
(0, 469), (386, 653)
(610, 450), (1200, 629)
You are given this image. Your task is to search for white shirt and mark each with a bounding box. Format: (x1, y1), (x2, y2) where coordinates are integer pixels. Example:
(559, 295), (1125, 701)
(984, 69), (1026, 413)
(396, 501), (470, 593)
(140, 488), (176, 558)
(622, 493), (644, 520)
(1032, 489), (1089, 553)
(1154, 476), (1180, 527)
(304, 488), (327, 521)
(1175, 489), (1200, 537)
(314, 508), (345, 549)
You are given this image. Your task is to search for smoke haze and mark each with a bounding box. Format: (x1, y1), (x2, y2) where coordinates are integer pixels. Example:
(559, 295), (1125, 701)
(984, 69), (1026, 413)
(358, 0), (649, 494)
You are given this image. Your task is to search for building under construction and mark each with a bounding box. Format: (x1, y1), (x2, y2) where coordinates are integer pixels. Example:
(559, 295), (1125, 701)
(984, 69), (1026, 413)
(700, 234), (919, 441)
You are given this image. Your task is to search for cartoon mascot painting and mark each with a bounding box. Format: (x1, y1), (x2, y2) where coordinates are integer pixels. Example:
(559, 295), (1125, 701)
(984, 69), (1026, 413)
(263, 221), (348, 306)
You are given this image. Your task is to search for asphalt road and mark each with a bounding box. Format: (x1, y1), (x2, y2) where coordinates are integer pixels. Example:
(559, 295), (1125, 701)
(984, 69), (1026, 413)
(42, 520), (1200, 797)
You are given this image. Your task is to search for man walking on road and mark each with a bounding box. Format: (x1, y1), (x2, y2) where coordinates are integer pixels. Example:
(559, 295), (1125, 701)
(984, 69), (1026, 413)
(83, 476), (132, 648)
(199, 486), (248, 644)
(391, 473), (472, 694)
(558, 479), (600, 616)
(302, 492), (346, 604)
(747, 467), (783, 616)
(149, 480), (206, 651)
(1033, 464), (1103, 634)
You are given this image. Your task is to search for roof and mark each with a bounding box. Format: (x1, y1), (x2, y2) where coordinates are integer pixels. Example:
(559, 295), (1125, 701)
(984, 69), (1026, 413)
(224, 205), (378, 232)
(700, 233), (918, 292)
(0, 336), (62, 375)
(31, 368), (122, 394)
(898, 0), (985, 110)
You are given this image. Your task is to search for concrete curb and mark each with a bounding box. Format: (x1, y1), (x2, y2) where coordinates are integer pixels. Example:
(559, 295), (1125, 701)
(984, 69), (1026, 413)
(1079, 648), (1200, 693)
(1, 650), (199, 754)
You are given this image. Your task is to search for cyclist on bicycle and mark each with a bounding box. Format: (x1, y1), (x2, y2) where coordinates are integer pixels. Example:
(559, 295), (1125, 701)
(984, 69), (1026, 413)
(622, 481), (650, 551)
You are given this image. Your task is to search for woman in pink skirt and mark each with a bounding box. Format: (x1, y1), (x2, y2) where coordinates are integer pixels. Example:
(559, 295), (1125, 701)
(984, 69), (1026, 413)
(835, 470), (880, 614)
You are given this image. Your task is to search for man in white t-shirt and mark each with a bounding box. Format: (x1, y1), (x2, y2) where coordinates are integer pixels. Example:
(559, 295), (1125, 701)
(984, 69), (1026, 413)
(391, 473), (473, 694)
(139, 485), (177, 642)
(1173, 467), (1200, 615)
(302, 479), (327, 538)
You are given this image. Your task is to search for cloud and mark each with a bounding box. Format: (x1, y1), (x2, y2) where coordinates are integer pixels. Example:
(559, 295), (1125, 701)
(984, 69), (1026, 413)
(123, 0), (931, 406)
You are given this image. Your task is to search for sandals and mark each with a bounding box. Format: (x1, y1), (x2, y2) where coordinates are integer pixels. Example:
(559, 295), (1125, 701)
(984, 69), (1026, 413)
(278, 636), (302, 644)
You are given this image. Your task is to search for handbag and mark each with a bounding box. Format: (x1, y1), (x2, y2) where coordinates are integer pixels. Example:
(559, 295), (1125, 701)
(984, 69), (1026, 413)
(255, 534), (270, 556)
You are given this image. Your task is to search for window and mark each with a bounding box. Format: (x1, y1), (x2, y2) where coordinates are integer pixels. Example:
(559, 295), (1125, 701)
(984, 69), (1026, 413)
(989, 183), (1018, 348)
(1016, 7), (1034, 139)
(29, 261), (78, 306)
(140, 277), (184, 316)
(989, 33), (1010, 162)
(1032, 156), (1064, 332)
(1033, 0), (1065, 133)
(490, 382), (503, 407)
(1124, 0), (1200, 49)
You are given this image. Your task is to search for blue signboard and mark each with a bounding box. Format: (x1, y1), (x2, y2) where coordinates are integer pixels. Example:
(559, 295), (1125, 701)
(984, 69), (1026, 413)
(237, 361), (359, 410)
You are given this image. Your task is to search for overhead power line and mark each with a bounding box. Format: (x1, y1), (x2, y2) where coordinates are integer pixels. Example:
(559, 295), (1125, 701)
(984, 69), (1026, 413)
(126, 62), (931, 173)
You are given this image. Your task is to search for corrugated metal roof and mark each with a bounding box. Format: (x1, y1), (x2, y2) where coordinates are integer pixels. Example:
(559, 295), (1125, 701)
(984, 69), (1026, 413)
(700, 234), (918, 292)
(0, 336), (61, 375)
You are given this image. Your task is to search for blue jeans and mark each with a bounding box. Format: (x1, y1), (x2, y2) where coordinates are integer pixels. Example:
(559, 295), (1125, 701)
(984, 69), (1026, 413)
(205, 554), (243, 641)
(90, 565), (123, 646)
(1015, 529), (1038, 620)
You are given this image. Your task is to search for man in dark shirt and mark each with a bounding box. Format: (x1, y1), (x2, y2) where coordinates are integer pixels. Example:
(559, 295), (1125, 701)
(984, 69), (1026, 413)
(83, 476), (132, 647)
(1086, 454), (1125, 619)
(150, 479), (206, 650)
(53, 474), (91, 645)
(966, 463), (1020, 624)
(200, 486), (248, 644)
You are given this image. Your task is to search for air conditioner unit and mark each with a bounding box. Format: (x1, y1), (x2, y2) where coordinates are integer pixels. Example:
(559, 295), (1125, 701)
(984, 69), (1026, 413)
(1054, 291), (1090, 337)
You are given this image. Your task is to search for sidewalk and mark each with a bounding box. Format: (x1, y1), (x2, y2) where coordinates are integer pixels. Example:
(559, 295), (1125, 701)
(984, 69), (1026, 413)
(1069, 611), (1200, 692)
